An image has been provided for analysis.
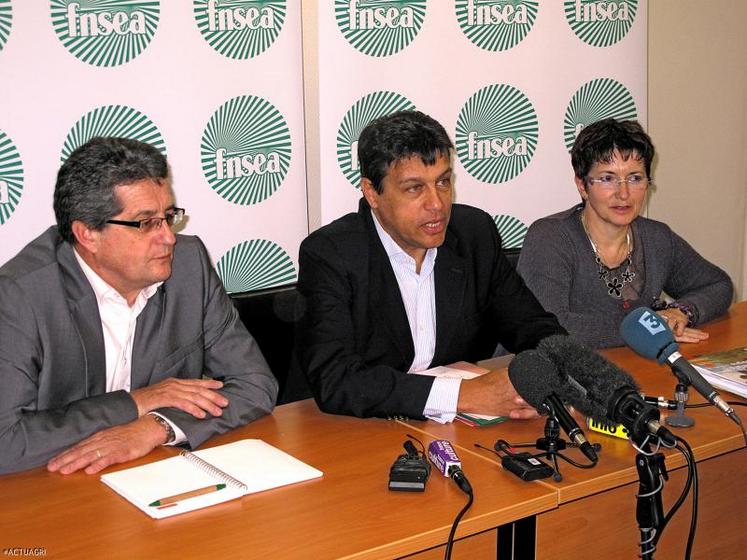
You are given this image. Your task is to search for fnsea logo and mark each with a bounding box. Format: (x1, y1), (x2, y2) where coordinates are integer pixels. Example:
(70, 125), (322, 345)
(336, 91), (415, 188)
(456, 83), (538, 184)
(564, 78), (637, 150)
(455, 0), (538, 52)
(50, 0), (160, 66)
(0, 131), (23, 226)
(0, 0), (12, 52)
(217, 239), (296, 293)
(193, 0), (286, 59)
(335, 0), (426, 57)
(564, 0), (638, 47)
(201, 94), (291, 205)
(61, 105), (165, 163)
(493, 214), (527, 249)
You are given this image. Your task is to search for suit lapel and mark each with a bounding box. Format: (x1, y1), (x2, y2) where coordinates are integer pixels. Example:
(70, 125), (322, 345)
(432, 237), (466, 366)
(57, 242), (107, 396)
(369, 238), (415, 363)
(131, 287), (165, 388)
(362, 201), (414, 365)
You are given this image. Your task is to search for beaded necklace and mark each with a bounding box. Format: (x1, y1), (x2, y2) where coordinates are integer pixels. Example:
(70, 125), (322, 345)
(580, 213), (636, 300)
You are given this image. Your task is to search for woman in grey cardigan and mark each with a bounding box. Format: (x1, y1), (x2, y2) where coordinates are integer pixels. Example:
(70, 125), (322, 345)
(517, 118), (733, 349)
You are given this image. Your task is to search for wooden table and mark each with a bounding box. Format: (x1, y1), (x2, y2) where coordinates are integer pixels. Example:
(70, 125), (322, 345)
(408, 302), (747, 559)
(2, 303), (745, 559)
(0, 401), (556, 560)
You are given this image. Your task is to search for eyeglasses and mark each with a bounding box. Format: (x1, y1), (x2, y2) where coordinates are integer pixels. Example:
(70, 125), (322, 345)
(585, 174), (652, 191)
(106, 208), (186, 233)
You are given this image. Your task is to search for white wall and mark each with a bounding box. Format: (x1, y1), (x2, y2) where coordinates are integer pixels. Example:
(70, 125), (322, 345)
(648, 0), (747, 300)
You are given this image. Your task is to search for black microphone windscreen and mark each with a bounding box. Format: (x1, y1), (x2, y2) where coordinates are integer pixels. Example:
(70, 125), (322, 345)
(620, 307), (677, 361)
(536, 334), (639, 422)
(507, 350), (559, 411)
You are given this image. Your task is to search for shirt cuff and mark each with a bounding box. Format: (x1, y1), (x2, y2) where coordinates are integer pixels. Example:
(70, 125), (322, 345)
(423, 377), (462, 424)
(150, 412), (187, 446)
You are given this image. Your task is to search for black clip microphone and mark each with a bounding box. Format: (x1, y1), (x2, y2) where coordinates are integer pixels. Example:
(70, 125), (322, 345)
(542, 393), (598, 463)
(388, 440), (430, 492)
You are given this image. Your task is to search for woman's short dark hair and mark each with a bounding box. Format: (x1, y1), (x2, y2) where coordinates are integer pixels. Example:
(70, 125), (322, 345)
(358, 110), (453, 194)
(53, 137), (169, 243)
(570, 118), (655, 181)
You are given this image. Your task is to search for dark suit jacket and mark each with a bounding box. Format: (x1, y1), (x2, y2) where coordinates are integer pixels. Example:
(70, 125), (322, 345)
(292, 199), (565, 419)
(0, 227), (278, 474)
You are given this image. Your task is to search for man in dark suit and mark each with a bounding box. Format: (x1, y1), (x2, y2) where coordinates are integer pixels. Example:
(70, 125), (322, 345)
(293, 111), (566, 420)
(0, 137), (277, 475)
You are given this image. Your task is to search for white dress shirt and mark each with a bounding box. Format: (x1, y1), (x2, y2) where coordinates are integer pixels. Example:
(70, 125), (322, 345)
(371, 212), (461, 422)
(74, 250), (186, 444)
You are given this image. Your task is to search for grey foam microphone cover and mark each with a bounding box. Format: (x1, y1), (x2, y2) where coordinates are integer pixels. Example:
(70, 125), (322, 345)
(536, 334), (639, 422)
(507, 350), (561, 411)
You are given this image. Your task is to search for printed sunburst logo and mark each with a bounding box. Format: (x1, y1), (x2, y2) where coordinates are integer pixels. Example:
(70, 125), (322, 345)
(456, 83), (538, 184)
(61, 105), (165, 163)
(0, 131), (23, 226)
(217, 239), (296, 293)
(50, 0), (160, 67)
(564, 0), (638, 47)
(0, 0), (12, 51)
(563, 78), (637, 150)
(337, 91), (416, 188)
(455, 0), (538, 52)
(202, 95), (291, 205)
(493, 214), (527, 249)
(335, 0), (427, 57)
(193, 0), (286, 59)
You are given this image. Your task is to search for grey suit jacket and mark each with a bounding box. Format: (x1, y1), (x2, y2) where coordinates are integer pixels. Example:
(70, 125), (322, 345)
(0, 227), (278, 474)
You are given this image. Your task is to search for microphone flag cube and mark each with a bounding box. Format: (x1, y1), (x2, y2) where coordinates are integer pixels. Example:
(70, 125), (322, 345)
(428, 440), (461, 477)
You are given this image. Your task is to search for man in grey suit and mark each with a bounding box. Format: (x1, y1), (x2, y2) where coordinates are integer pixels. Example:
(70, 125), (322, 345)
(0, 137), (278, 475)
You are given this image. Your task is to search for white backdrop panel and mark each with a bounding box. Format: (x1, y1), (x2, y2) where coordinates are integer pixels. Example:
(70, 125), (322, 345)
(0, 1), (307, 292)
(317, 1), (647, 246)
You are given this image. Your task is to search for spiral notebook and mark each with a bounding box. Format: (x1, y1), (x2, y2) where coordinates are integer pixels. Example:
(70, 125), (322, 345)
(100, 439), (323, 519)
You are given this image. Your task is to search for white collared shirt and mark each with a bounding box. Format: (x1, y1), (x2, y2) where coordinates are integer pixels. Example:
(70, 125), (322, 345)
(74, 250), (185, 444)
(371, 212), (460, 423)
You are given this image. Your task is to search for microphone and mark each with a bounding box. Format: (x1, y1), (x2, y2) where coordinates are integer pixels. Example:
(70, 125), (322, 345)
(508, 351), (598, 462)
(535, 335), (676, 446)
(427, 440), (472, 495)
(620, 307), (737, 423)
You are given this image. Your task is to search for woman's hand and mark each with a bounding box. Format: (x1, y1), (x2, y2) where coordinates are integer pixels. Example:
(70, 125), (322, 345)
(656, 308), (709, 343)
